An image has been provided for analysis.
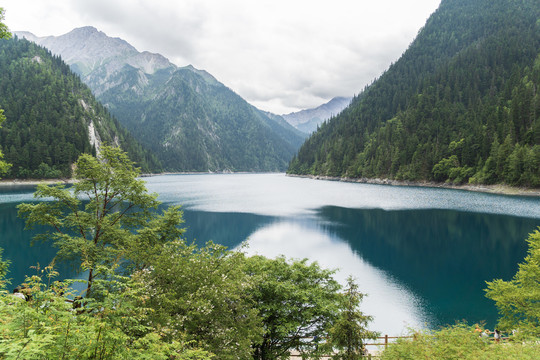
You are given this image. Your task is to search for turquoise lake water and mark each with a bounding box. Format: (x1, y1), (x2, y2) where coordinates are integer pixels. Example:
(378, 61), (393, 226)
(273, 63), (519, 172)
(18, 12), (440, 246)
(1, 173), (539, 335)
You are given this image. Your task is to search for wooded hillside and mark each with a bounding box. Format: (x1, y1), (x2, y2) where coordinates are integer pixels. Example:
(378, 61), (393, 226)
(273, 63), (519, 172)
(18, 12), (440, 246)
(288, 0), (540, 187)
(0, 38), (160, 178)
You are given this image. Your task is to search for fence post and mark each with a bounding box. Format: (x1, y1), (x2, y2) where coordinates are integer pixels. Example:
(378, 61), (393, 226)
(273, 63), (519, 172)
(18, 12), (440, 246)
(385, 334), (389, 349)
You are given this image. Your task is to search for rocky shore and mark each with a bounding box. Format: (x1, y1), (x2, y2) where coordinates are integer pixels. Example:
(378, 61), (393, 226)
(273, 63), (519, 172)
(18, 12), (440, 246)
(287, 174), (540, 197)
(3, 174), (540, 197)
(0, 178), (74, 188)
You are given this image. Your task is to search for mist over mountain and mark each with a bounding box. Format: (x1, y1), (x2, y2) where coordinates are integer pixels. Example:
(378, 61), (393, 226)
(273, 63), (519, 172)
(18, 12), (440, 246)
(17, 27), (304, 172)
(282, 96), (352, 134)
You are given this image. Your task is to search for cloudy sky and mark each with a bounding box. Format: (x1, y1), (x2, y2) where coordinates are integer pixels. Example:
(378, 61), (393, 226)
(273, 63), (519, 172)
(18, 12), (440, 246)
(2, 0), (441, 114)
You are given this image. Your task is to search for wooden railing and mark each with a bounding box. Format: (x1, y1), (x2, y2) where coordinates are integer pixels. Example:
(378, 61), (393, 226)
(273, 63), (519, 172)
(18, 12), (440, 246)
(365, 334), (413, 348)
(289, 334), (412, 358)
(289, 333), (512, 358)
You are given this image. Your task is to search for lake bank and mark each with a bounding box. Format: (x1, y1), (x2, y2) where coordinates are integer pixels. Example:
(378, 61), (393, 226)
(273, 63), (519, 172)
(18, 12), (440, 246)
(0, 178), (74, 188)
(3, 173), (540, 198)
(286, 174), (540, 197)
(0, 171), (280, 187)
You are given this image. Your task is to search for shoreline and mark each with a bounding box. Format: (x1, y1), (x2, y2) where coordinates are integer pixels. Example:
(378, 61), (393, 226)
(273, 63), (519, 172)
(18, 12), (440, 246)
(0, 171), (275, 187)
(0, 178), (74, 187)
(286, 173), (540, 197)
(3, 173), (540, 197)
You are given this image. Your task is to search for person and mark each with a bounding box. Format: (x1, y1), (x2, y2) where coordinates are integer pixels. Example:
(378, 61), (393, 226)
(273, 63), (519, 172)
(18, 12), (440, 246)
(474, 324), (482, 335)
(362, 346), (369, 356)
(494, 329), (501, 343)
(72, 296), (86, 314)
(19, 285), (32, 301)
(312, 335), (319, 351)
(12, 288), (26, 301)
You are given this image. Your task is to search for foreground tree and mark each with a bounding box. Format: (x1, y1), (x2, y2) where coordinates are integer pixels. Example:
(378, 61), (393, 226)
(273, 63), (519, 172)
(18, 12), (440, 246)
(0, 8), (9, 39)
(329, 276), (379, 359)
(8, 147), (212, 358)
(244, 255), (342, 360)
(0, 8), (11, 177)
(0, 7), (11, 266)
(12, 147), (376, 358)
(0, 248), (9, 289)
(485, 229), (540, 337)
(0, 270), (212, 359)
(142, 241), (262, 360)
(17, 146), (178, 297)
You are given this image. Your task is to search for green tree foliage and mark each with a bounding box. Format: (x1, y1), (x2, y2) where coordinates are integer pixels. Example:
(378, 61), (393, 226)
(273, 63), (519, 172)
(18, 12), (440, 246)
(380, 324), (539, 360)
(0, 247), (9, 289)
(0, 8), (9, 39)
(328, 276), (379, 360)
(0, 269), (212, 359)
(244, 255), (342, 360)
(141, 241), (262, 360)
(485, 229), (540, 337)
(17, 146), (168, 297)
(0, 6), (9, 302)
(0, 37), (160, 179)
(7, 148), (376, 359)
(0, 8), (11, 178)
(0, 108), (10, 177)
(289, 0), (540, 187)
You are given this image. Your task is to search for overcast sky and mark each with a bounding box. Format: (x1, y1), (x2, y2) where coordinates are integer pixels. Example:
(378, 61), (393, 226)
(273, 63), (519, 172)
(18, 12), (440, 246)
(2, 0), (441, 114)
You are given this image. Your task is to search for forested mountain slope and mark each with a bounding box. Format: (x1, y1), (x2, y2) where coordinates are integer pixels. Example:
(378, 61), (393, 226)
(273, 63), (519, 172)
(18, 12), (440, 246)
(20, 27), (305, 172)
(100, 64), (304, 171)
(288, 0), (540, 187)
(0, 37), (160, 178)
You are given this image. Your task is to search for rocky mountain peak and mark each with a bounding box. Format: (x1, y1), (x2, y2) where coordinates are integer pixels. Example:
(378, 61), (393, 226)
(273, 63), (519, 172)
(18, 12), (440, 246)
(15, 27), (175, 78)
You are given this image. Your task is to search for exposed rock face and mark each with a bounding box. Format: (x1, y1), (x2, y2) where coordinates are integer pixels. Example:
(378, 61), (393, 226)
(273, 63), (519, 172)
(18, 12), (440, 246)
(17, 27), (174, 95)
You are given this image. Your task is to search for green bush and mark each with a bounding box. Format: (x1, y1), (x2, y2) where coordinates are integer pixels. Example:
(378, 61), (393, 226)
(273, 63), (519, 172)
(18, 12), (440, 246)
(380, 324), (540, 360)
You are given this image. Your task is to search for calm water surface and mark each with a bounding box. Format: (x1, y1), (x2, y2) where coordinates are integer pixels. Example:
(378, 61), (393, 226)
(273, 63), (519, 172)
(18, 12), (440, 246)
(1, 174), (539, 335)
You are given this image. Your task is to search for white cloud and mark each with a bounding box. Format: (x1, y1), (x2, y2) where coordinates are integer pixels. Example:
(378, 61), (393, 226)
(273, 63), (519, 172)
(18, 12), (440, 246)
(2, 0), (440, 114)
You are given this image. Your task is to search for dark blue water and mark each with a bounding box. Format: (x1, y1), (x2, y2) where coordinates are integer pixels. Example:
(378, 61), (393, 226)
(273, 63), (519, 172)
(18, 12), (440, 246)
(1, 174), (538, 335)
(0, 186), (81, 285)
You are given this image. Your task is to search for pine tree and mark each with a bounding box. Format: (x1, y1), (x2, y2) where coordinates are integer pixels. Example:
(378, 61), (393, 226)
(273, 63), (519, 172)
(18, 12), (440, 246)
(329, 276), (379, 359)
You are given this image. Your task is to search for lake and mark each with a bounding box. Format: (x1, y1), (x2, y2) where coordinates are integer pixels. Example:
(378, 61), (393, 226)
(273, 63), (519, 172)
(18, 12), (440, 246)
(1, 173), (539, 335)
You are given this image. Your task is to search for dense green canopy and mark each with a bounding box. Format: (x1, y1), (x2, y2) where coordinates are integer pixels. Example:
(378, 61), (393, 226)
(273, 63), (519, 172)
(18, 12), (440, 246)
(0, 7), (11, 178)
(0, 37), (160, 178)
(289, 0), (540, 187)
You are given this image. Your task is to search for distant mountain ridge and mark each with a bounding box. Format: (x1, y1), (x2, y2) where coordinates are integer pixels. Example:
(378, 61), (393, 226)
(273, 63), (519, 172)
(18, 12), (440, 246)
(17, 27), (304, 172)
(282, 96), (351, 134)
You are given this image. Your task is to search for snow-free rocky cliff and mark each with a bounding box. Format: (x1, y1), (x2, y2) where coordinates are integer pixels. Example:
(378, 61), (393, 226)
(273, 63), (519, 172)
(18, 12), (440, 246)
(17, 27), (174, 95)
